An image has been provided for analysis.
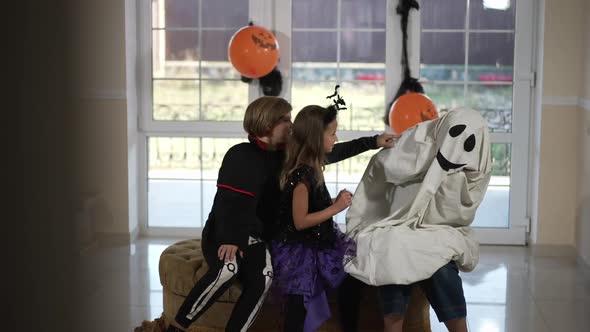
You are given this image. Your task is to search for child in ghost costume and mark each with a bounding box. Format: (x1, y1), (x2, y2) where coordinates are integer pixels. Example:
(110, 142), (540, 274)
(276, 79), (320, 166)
(343, 108), (491, 328)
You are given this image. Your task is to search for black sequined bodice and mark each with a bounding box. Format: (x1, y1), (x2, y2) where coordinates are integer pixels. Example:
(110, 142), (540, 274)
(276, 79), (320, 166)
(274, 165), (336, 248)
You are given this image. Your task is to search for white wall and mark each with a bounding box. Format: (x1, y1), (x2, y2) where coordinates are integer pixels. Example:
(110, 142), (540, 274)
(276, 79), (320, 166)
(72, 0), (135, 241)
(535, 0), (585, 245)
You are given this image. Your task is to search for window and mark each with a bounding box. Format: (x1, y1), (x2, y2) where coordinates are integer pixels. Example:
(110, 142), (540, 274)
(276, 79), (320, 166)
(147, 137), (244, 228)
(290, 0), (386, 131)
(138, 0), (535, 244)
(417, 0), (533, 243)
(142, 0), (252, 232)
(151, 0), (249, 122)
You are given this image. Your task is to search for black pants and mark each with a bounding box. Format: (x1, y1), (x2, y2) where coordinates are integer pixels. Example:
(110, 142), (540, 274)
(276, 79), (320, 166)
(175, 237), (273, 331)
(337, 275), (365, 332)
(282, 294), (306, 332)
(282, 276), (364, 332)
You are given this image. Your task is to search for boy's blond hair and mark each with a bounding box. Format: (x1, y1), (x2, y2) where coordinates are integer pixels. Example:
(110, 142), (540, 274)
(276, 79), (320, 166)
(243, 96), (292, 137)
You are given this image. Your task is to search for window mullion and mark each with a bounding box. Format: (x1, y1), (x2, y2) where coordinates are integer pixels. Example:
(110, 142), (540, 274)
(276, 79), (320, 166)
(336, 0), (342, 82)
(274, 0), (292, 101)
(464, 0), (471, 106)
(248, 0), (275, 102)
(138, 0), (154, 132)
(198, 0), (203, 120)
(386, 0), (402, 107)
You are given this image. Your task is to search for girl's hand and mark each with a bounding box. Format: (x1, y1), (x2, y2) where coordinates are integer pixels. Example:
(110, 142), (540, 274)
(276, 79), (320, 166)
(376, 133), (399, 149)
(217, 244), (242, 262)
(333, 189), (353, 213)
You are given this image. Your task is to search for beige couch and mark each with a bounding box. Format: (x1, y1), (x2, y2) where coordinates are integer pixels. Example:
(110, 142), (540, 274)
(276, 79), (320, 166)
(159, 239), (431, 332)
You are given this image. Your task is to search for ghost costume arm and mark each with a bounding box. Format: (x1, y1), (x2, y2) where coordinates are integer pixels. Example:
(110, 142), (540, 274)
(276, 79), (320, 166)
(380, 124), (437, 185)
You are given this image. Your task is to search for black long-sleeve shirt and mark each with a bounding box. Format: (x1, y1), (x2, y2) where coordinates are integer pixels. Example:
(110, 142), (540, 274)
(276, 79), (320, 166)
(202, 135), (379, 251)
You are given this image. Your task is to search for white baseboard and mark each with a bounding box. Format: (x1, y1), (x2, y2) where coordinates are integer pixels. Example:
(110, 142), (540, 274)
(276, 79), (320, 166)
(96, 229), (139, 246)
(542, 96), (590, 112)
(80, 89), (127, 101)
(141, 226), (202, 238)
(542, 96), (579, 107)
(130, 224), (140, 243)
(529, 244), (578, 257)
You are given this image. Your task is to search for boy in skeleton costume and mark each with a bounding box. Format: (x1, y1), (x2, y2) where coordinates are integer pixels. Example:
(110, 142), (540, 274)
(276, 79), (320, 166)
(166, 97), (293, 332)
(344, 108), (491, 330)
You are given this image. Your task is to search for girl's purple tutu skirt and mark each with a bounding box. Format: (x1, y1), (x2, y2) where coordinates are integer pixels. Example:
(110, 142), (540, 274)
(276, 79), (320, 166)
(271, 225), (356, 331)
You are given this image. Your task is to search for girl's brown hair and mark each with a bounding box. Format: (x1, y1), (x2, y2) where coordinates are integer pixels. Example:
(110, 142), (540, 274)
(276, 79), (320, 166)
(280, 105), (338, 189)
(243, 96), (292, 137)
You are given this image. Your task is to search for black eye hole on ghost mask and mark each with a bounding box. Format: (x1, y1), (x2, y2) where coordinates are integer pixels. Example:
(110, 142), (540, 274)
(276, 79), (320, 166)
(464, 134), (476, 152)
(449, 124), (466, 137)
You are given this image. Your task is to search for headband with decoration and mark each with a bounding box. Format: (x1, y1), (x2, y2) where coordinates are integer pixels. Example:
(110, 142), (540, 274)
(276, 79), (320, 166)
(326, 85), (347, 111)
(323, 85), (346, 124)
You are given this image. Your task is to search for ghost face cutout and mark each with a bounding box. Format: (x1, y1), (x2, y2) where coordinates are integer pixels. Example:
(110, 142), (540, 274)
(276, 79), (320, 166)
(435, 109), (487, 173)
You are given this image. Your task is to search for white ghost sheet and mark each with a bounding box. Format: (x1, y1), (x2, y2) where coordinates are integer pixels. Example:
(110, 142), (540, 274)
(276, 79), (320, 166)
(344, 108), (492, 286)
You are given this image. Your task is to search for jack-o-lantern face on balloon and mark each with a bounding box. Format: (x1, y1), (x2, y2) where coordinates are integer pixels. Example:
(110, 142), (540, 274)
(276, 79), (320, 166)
(228, 26), (280, 78)
(252, 31), (278, 50)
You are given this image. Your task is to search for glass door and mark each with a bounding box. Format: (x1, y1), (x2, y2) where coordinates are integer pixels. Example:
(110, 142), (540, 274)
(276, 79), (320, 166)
(418, 0), (534, 244)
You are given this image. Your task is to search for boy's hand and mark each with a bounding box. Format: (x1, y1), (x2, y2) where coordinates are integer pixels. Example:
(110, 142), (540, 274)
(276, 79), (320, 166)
(376, 133), (399, 149)
(218, 244), (243, 262)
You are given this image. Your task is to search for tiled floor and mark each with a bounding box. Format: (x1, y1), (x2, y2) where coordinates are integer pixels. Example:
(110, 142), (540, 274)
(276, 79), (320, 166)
(79, 238), (590, 332)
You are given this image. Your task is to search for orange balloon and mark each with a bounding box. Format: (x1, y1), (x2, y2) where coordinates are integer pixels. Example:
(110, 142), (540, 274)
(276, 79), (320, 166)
(228, 26), (280, 78)
(389, 93), (438, 135)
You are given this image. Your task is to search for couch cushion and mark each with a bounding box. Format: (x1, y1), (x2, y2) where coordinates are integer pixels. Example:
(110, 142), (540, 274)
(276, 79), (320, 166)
(159, 239), (242, 302)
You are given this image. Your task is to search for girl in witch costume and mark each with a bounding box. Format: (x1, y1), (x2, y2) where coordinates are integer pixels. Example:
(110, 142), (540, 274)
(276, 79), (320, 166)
(271, 95), (395, 332)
